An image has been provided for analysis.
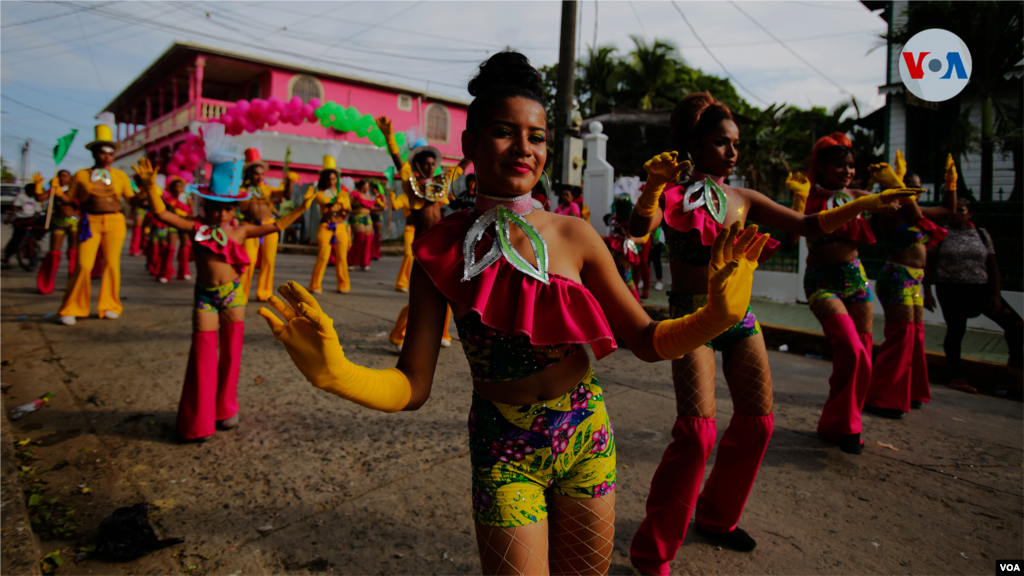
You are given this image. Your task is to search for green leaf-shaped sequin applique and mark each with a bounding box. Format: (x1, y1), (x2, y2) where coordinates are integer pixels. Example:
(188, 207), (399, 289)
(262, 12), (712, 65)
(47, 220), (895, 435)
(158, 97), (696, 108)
(463, 205), (549, 284)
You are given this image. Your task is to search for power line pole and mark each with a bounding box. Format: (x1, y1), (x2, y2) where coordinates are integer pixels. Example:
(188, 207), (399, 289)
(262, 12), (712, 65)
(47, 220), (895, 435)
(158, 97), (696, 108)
(20, 139), (30, 184)
(552, 0), (577, 186)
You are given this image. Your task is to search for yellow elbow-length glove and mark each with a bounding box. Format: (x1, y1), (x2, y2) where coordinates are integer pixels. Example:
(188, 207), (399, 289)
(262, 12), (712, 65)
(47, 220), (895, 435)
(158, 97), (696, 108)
(259, 282), (411, 412)
(785, 172), (810, 214)
(893, 150), (907, 182)
(376, 115), (400, 156)
(132, 159), (165, 213)
(275, 187), (316, 231)
(816, 188), (919, 233)
(31, 173), (44, 199)
(652, 223), (770, 359)
(636, 152), (691, 217)
(944, 153), (958, 192)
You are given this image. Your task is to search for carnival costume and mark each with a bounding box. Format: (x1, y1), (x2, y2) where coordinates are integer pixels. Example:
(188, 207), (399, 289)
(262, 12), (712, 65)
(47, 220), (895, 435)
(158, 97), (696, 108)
(380, 126), (455, 348)
(260, 187), (767, 533)
(628, 146), (910, 573)
(35, 176), (80, 295)
(58, 124), (135, 321)
(348, 189), (377, 269)
(238, 147), (295, 302)
(865, 156), (951, 414)
(309, 155), (352, 294)
(141, 125), (312, 441)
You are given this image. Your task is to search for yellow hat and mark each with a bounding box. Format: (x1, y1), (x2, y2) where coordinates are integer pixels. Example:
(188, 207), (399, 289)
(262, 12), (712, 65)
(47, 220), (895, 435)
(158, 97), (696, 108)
(84, 124), (118, 152)
(319, 154), (339, 175)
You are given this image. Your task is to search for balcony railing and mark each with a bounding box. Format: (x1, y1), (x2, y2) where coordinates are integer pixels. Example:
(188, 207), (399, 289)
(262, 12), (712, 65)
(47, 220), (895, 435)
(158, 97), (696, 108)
(115, 98), (235, 154)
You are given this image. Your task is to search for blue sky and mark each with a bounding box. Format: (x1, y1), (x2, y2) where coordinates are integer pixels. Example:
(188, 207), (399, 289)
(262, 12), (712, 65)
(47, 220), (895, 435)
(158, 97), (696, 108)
(1, 0), (889, 177)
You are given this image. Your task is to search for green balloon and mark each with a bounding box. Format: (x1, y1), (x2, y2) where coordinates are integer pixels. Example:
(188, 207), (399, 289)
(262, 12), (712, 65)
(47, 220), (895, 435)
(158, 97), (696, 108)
(320, 117), (331, 128)
(369, 131), (385, 146)
(394, 132), (406, 146)
(345, 108), (361, 122)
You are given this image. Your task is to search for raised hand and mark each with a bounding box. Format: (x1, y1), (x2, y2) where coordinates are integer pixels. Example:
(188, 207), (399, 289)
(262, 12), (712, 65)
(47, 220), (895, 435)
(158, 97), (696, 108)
(867, 162), (905, 190)
(644, 152), (691, 187)
(31, 173), (44, 185)
(708, 222), (768, 326)
(131, 158), (158, 186)
(894, 150), (907, 182)
(864, 188), (922, 213)
(944, 153), (958, 191)
(375, 115), (394, 138)
(258, 282), (411, 413)
(785, 172), (810, 197)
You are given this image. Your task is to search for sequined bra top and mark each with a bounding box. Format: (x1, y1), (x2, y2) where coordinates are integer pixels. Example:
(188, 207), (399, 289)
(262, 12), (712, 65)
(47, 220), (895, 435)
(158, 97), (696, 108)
(454, 311), (583, 383)
(880, 222), (930, 253)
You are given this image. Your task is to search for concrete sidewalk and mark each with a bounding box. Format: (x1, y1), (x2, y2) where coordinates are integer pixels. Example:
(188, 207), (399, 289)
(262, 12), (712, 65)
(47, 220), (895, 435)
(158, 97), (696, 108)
(640, 285), (1012, 365)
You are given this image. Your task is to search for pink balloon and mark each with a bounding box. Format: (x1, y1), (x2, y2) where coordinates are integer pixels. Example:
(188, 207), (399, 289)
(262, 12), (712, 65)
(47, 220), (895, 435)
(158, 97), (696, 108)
(289, 96), (302, 108)
(308, 97), (321, 109)
(268, 97), (284, 113)
(166, 164), (180, 175)
(235, 100), (250, 113)
(181, 172), (194, 184)
(187, 153), (201, 165)
(251, 99), (265, 114)
(266, 111), (280, 125)
(301, 104), (314, 118)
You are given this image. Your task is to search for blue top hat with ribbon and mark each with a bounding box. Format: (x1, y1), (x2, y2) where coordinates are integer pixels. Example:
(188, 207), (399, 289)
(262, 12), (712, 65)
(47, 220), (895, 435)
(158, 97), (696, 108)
(189, 153), (249, 202)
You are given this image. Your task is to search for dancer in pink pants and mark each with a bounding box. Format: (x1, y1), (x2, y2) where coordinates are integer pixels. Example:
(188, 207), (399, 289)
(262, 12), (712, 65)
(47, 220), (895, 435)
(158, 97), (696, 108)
(134, 125), (312, 441)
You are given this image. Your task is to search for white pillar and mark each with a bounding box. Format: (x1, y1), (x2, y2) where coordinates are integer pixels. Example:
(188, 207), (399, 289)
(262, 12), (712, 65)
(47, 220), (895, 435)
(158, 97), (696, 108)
(583, 121), (614, 236)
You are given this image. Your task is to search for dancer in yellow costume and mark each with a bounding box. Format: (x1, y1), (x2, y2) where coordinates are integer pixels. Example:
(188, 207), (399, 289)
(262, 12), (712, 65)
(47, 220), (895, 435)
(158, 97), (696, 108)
(375, 116), (465, 350)
(308, 154), (352, 294)
(57, 124), (136, 325)
(238, 147), (297, 302)
(390, 190), (415, 292)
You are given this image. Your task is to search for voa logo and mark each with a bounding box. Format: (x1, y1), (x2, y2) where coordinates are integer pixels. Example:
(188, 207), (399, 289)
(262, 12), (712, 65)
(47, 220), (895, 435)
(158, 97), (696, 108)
(999, 562), (1021, 573)
(898, 28), (972, 102)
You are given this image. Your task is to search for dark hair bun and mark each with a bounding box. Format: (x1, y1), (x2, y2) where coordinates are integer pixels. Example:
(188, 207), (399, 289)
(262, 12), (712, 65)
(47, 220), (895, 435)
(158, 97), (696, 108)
(468, 51), (543, 99)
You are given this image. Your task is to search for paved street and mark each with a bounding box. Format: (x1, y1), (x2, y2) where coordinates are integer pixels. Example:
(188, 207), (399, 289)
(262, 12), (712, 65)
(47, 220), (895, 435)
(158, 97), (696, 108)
(1, 249), (1021, 575)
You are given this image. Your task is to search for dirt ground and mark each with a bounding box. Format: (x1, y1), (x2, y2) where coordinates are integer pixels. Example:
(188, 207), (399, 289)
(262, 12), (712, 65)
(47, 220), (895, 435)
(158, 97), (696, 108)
(1, 250), (1021, 576)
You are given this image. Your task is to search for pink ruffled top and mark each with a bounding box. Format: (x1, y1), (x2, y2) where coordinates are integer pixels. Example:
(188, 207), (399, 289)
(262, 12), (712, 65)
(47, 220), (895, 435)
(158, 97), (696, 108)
(351, 192), (377, 210)
(412, 210), (617, 360)
(604, 235), (641, 266)
(192, 218), (250, 274)
(917, 217), (948, 249)
(662, 181), (781, 263)
(804, 185), (876, 244)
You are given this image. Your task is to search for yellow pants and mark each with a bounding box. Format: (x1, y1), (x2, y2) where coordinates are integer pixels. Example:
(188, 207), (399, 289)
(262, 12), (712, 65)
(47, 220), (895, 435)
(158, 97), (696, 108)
(395, 224), (415, 291)
(309, 223), (350, 293)
(243, 221), (279, 302)
(390, 304), (452, 346)
(59, 212), (126, 318)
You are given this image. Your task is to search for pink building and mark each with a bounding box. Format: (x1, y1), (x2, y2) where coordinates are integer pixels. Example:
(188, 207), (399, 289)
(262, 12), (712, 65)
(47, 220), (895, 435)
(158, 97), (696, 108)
(102, 41), (470, 184)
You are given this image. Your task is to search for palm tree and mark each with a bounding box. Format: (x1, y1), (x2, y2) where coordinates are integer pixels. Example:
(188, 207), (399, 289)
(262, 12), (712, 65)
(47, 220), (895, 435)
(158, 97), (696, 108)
(736, 103), (798, 198)
(613, 36), (688, 110)
(887, 1), (1023, 200)
(577, 45), (619, 118)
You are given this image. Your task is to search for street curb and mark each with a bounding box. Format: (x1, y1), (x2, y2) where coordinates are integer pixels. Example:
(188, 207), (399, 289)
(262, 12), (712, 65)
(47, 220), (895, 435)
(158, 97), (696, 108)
(641, 303), (1023, 399)
(0, 409), (42, 576)
(278, 243), (404, 256)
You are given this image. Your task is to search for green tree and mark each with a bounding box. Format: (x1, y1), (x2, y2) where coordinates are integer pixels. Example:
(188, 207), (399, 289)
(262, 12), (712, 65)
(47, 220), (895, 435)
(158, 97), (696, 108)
(613, 36), (688, 110)
(887, 1), (1024, 201)
(576, 45), (619, 118)
(736, 103), (799, 198)
(0, 157), (16, 184)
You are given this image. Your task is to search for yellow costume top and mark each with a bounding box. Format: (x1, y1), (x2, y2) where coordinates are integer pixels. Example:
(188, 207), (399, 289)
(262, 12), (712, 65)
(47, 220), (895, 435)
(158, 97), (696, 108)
(69, 168), (134, 204)
(400, 162), (450, 211)
(390, 191), (413, 219)
(239, 179), (292, 213)
(314, 188), (352, 217)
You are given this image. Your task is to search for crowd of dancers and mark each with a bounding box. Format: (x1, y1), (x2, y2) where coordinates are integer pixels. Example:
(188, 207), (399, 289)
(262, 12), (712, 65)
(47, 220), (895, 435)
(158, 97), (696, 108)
(12, 48), (1001, 576)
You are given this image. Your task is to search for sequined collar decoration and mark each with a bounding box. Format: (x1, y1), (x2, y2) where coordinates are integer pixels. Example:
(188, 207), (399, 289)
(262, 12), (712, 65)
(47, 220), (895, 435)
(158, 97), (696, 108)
(90, 169), (112, 186)
(681, 177), (728, 224)
(409, 170), (452, 202)
(195, 224), (229, 246)
(463, 191), (549, 284)
(814, 184), (855, 211)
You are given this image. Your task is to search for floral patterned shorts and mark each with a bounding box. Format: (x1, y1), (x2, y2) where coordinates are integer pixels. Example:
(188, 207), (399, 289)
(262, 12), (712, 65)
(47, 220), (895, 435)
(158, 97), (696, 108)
(468, 369), (616, 528)
(194, 279), (244, 313)
(51, 215), (79, 233)
(668, 292), (761, 351)
(803, 258), (873, 306)
(875, 262), (923, 307)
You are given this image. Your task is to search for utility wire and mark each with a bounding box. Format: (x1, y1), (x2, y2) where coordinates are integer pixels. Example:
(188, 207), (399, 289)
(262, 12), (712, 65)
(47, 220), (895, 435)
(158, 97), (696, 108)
(77, 12), (108, 97)
(1, 94), (86, 127)
(670, 1), (767, 105)
(677, 28), (884, 50)
(313, 1), (425, 59)
(728, 1), (854, 96)
(2, 79), (102, 106)
(628, 1), (648, 37)
(1, 1), (119, 28)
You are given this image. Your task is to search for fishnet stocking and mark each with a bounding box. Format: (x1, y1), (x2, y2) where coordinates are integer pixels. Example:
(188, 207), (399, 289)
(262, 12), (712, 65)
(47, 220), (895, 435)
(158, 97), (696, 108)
(720, 333), (773, 416)
(882, 304), (914, 323)
(672, 346), (717, 418)
(477, 520), (549, 576)
(548, 492), (615, 576)
(810, 297), (849, 321)
(846, 302), (874, 335)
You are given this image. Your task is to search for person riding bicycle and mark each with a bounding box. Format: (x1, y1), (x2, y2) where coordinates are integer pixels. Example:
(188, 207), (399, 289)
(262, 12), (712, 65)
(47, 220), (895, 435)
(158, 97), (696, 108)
(2, 175), (46, 269)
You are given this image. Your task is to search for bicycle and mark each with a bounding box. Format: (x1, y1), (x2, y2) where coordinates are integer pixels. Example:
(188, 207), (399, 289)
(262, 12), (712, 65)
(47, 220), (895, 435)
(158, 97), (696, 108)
(12, 215), (49, 272)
